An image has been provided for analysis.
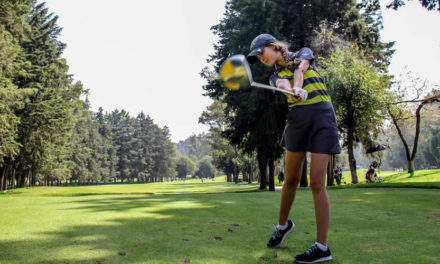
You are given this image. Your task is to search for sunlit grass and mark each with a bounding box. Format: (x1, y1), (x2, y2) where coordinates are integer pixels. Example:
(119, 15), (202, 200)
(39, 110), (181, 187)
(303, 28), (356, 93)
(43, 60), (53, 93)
(3, 176), (258, 197)
(335, 169), (440, 188)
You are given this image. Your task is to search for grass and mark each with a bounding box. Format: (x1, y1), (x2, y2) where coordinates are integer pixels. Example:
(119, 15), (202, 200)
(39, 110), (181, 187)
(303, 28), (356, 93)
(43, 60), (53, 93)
(1, 173), (439, 264)
(335, 169), (440, 188)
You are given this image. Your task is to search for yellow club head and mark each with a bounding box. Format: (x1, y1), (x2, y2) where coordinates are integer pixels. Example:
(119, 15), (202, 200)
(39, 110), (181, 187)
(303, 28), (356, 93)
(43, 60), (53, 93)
(219, 54), (252, 91)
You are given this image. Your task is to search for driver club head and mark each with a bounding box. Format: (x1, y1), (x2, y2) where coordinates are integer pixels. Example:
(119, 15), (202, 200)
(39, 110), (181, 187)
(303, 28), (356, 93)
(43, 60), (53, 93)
(219, 54), (253, 91)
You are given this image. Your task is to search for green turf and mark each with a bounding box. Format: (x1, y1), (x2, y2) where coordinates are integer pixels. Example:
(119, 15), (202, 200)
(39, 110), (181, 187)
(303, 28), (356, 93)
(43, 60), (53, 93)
(1, 175), (439, 263)
(334, 169), (440, 188)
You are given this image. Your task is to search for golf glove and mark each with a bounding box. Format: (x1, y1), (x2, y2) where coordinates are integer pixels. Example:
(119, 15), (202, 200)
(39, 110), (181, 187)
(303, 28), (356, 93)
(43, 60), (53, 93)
(293, 87), (308, 102)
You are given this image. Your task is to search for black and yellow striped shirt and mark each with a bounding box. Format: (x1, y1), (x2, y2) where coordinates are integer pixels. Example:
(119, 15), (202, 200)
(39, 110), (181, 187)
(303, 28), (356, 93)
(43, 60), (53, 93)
(269, 48), (331, 108)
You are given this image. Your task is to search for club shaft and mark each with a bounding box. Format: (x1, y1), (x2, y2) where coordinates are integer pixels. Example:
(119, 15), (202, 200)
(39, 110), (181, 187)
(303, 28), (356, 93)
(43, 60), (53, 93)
(251, 81), (299, 98)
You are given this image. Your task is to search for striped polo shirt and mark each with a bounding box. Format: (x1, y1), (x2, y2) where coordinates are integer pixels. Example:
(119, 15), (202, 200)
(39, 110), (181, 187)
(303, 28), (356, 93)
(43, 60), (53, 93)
(269, 48), (331, 108)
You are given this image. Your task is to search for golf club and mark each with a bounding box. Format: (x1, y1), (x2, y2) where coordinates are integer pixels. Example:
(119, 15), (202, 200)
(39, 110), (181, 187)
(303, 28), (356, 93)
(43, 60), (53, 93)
(219, 54), (299, 98)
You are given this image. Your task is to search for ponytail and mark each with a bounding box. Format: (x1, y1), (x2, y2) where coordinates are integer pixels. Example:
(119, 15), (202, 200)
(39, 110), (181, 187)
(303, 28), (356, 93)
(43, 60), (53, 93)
(268, 42), (300, 70)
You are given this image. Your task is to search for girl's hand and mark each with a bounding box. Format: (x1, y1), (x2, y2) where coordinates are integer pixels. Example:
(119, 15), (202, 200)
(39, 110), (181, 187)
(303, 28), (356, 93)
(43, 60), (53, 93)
(275, 79), (302, 102)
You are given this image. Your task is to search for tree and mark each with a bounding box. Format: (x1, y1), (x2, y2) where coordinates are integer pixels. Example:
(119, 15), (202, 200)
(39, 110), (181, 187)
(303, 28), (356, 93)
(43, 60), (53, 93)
(428, 128), (440, 166)
(11, 1), (83, 187)
(150, 126), (177, 181)
(388, 85), (440, 175)
(107, 110), (134, 182)
(320, 47), (390, 183)
(204, 0), (393, 190)
(132, 112), (156, 182)
(195, 156), (216, 181)
(199, 99), (242, 182)
(176, 133), (212, 163)
(0, 0), (34, 191)
(70, 100), (96, 184)
(387, 0), (440, 12)
(95, 107), (118, 182)
(176, 156), (196, 179)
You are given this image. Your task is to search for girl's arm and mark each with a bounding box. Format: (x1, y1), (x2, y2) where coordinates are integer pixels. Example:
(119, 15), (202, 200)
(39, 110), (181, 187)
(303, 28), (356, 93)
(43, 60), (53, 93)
(293, 59), (310, 89)
(275, 79), (298, 102)
(275, 59), (310, 102)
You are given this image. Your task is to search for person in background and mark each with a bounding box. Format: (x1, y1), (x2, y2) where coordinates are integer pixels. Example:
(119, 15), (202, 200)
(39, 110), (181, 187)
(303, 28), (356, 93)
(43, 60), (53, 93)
(278, 171), (285, 184)
(333, 166), (342, 186)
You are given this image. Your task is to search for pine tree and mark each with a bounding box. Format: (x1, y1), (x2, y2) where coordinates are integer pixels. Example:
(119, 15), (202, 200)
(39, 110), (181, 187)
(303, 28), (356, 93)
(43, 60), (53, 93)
(150, 126), (176, 181)
(0, 0), (34, 190)
(96, 107), (119, 182)
(11, 1), (83, 187)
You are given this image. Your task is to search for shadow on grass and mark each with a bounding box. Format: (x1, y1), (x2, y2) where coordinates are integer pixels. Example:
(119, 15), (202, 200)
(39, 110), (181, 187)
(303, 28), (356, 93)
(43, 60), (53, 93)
(0, 192), (285, 264)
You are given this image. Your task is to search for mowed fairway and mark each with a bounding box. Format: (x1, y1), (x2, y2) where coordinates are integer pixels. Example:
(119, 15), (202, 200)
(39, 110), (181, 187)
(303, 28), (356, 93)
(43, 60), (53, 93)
(1, 179), (439, 264)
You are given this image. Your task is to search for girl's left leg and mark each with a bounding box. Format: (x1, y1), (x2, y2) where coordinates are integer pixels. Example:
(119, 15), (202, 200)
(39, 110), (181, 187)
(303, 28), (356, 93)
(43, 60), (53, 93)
(294, 153), (333, 263)
(309, 153), (330, 245)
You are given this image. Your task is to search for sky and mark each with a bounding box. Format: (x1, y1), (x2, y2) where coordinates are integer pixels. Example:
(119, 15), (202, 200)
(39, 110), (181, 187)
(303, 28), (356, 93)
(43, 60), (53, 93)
(42, 0), (440, 142)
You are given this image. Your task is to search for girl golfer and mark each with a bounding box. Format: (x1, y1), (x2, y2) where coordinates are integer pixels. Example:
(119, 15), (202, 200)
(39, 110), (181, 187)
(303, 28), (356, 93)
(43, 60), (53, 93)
(247, 33), (340, 263)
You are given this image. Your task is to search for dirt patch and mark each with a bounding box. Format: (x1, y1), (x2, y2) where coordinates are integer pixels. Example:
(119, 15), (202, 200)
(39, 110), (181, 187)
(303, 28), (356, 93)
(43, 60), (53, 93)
(428, 210), (440, 220)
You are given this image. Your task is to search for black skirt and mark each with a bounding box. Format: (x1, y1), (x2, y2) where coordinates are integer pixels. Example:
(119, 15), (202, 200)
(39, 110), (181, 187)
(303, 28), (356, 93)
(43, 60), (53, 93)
(281, 101), (341, 154)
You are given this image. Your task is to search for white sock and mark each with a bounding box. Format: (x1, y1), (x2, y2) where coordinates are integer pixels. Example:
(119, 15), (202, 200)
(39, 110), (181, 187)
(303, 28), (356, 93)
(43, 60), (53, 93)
(315, 241), (328, 251)
(277, 222), (288, 230)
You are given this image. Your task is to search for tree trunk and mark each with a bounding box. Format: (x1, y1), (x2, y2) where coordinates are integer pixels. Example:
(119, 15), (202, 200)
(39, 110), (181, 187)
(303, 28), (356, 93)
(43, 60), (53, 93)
(408, 159), (415, 175)
(388, 94), (440, 177)
(2, 171), (8, 192)
(233, 165), (238, 184)
(16, 174), (21, 188)
(11, 169), (16, 189)
(258, 159), (267, 190)
(248, 166), (253, 184)
(226, 173), (232, 182)
(268, 159), (275, 191)
(347, 129), (358, 184)
(0, 167), (4, 192)
(300, 156), (308, 187)
(0, 159), (10, 191)
(407, 101), (426, 176)
(28, 171), (33, 187)
(327, 154), (335, 186)
(242, 171), (248, 183)
(20, 171), (27, 187)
